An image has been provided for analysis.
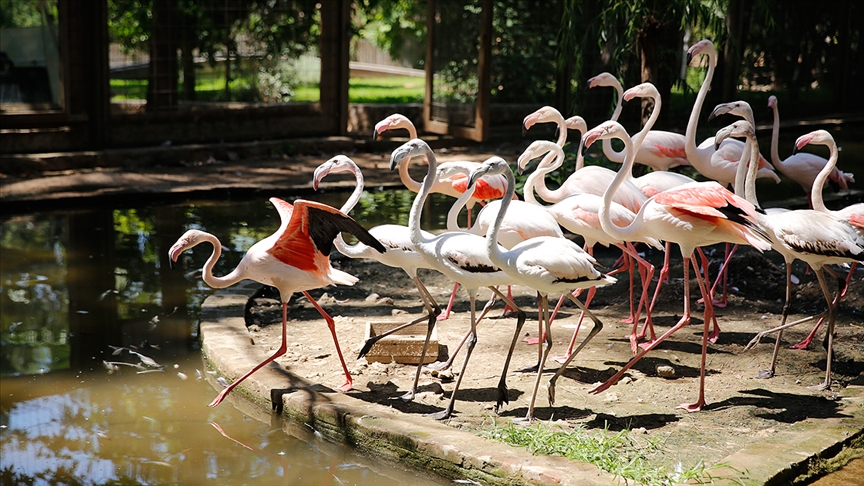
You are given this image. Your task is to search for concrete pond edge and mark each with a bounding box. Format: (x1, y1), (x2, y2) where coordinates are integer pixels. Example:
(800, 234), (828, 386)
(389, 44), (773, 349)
(199, 284), (864, 485)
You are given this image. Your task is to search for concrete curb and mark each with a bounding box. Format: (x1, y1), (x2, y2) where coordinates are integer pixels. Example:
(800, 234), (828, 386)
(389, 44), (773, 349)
(200, 284), (864, 486)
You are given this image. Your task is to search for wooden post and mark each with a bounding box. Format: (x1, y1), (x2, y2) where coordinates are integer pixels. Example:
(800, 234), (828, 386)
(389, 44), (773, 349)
(319, 0), (350, 135)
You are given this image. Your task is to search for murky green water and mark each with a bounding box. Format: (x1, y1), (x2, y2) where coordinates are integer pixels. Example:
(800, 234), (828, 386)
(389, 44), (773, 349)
(0, 192), (453, 485)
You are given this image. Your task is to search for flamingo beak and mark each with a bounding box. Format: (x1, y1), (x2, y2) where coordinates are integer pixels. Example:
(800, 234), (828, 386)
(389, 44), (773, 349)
(708, 104), (728, 121)
(522, 113), (539, 136)
(793, 135), (811, 155)
(586, 75), (600, 89)
(581, 132), (597, 154)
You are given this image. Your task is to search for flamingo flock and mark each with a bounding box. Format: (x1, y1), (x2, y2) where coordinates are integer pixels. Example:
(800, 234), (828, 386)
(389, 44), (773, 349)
(170, 38), (862, 421)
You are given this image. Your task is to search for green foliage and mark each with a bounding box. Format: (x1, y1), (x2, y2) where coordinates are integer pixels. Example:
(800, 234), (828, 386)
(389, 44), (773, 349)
(482, 419), (748, 486)
(354, 0), (427, 68)
(349, 76), (424, 103)
(0, 0), (56, 28)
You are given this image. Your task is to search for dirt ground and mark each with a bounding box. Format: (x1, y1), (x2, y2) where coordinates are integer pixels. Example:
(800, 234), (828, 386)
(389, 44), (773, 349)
(244, 243), (864, 471)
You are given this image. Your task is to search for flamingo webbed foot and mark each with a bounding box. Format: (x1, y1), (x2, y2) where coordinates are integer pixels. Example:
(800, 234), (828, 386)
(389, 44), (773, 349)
(807, 380), (831, 391)
(399, 390), (416, 402)
(495, 380), (509, 412)
(512, 414), (535, 425)
(755, 369), (775, 380)
(522, 336), (541, 345)
(337, 381), (353, 392)
(425, 360), (452, 372)
(516, 362), (540, 373)
(676, 400), (705, 412)
(426, 407), (454, 421)
(789, 338), (814, 350)
(209, 388), (231, 408)
(551, 354), (571, 364)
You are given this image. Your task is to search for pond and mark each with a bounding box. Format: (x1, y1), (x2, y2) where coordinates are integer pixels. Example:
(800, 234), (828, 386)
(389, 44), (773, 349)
(0, 191), (455, 485)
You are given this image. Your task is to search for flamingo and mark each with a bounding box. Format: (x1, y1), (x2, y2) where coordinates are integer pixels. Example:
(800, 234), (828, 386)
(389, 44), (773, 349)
(768, 96), (854, 207)
(168, 197), (386, 407)
(684, 39), (779, 186)
(587, 72), (689, 172)
(521, 106), (647, 214)
(518, 139), (662, 355)
(375, 114), (513, 321)
(464, 156), (615, 422)
(583, 120), (772, 411)
(780, 130), (864, 352)
(312, 156), (446, 396)
(389, 140), (530, 420)
(726, 123), (864, 388)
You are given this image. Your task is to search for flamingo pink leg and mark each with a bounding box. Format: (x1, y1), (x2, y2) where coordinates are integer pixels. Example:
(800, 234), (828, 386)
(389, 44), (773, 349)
(439, 282), (460, 320)
(790, 264), (853, 349)
(209, 300), (293, 407)
(302, 291), (353, 392)
(695, 248), (722, 343)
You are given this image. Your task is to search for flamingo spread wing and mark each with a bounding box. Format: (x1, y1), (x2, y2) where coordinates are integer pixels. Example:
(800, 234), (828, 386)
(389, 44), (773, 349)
(267, 198), (385, 273)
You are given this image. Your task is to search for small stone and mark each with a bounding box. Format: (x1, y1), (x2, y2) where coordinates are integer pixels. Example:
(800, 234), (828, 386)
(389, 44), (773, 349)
(365, 293), (380, 302)
(603, 392), (619, 402)
(248, 324), (261, 332)
(391, 309), (408, 316)
(656, 365), (676, 378)
(436, 370), (454, 382)
(619, 376), (633, 385)
(633, 427), (648, 435)
(378, 297), (394, 305)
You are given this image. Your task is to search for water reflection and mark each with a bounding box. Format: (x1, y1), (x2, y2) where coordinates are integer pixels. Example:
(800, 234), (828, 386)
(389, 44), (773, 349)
(0, 193), (451, 485)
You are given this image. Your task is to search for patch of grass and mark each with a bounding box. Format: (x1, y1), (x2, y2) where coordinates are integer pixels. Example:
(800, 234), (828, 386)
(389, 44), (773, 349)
(349, 76), (424, 103)
(481, 419), (749, 486)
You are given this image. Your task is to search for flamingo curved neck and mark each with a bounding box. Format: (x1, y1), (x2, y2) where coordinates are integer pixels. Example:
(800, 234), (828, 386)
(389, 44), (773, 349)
(408, 146), (437, 247)
(447, 181), (476, 231)
(630, 91), (662, 155)
(685, 50), (716, 159)
(770, 103), (781, 167)
(395, 123), (423, 193)
(552, 112), (567, 147)
(733, 140), (751, 199)
(600, 133), (642, 243)
(743, 135), (761, 207)
(810, 141), (838, 213)
(530, 146), (567, 204)
(602, 81), (626, 163)
(199, 233), (245, 289)
(332, 163), (367, 255)
(523, 150), (559, 206)
(486, 167), (515, 264)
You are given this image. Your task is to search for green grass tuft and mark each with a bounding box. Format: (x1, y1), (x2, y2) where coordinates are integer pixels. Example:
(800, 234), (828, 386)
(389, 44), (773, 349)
(481, 419), (750, 486)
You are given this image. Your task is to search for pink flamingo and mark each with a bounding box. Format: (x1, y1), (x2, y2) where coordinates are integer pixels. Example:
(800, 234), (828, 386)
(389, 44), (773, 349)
(684, 40), (779, 186)
(587, 72), (689, 172)
(168, 197), (385, 407)
(521, 106), (647, 213)
(584, 120), (772, 411)
(768, 96), (854, 207)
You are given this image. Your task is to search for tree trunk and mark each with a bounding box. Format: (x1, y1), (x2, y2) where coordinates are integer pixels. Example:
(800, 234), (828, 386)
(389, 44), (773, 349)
(722, 0), (750, 102)
(147, 0), (178, 111)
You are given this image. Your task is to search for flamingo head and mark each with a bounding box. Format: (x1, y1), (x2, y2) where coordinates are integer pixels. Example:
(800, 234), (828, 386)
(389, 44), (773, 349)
(564, 115), (587, 134)
(168, 229), (209, 268)
(373, 114), (412, 140)
(522, 106), (563, 134)
(708, 100), (753, 122)
(687, 39), (716, 66)
(767, 95), (777, 109)
(436, 162), (469, 182)
(390, 138), (430, 171)
(714, 120), (754, 150)
(582, 121), (627, 154)
(517, 140), (558, 174)
(313, 155), (357, 190)
(587, 72), (619, 90)
(467, 156), (510, 189)
(794, 130), (833, 154)
(622, 82), (658, 102)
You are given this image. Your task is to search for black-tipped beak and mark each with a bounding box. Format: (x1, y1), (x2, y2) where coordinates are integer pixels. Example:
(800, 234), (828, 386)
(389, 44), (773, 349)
(521, 123), (529, 137)
(792, 145), (800, 155)
(686, 52), (693, 65)
(372, 130), (380, 141)
(169, 258), (175, 270)
(579, 137), (587, 157)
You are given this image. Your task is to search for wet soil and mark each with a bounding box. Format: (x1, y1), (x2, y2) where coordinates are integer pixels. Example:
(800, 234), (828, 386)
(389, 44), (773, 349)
(245, 243), (864, 472)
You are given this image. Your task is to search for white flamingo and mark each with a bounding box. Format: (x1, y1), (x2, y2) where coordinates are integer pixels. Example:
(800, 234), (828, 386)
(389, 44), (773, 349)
(684, 39), (779, 186)
(465, 156), (615, 421)
(389, 139), (530, 420)
(312, 156), (445, 392)
(723, 122), (864, 389)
